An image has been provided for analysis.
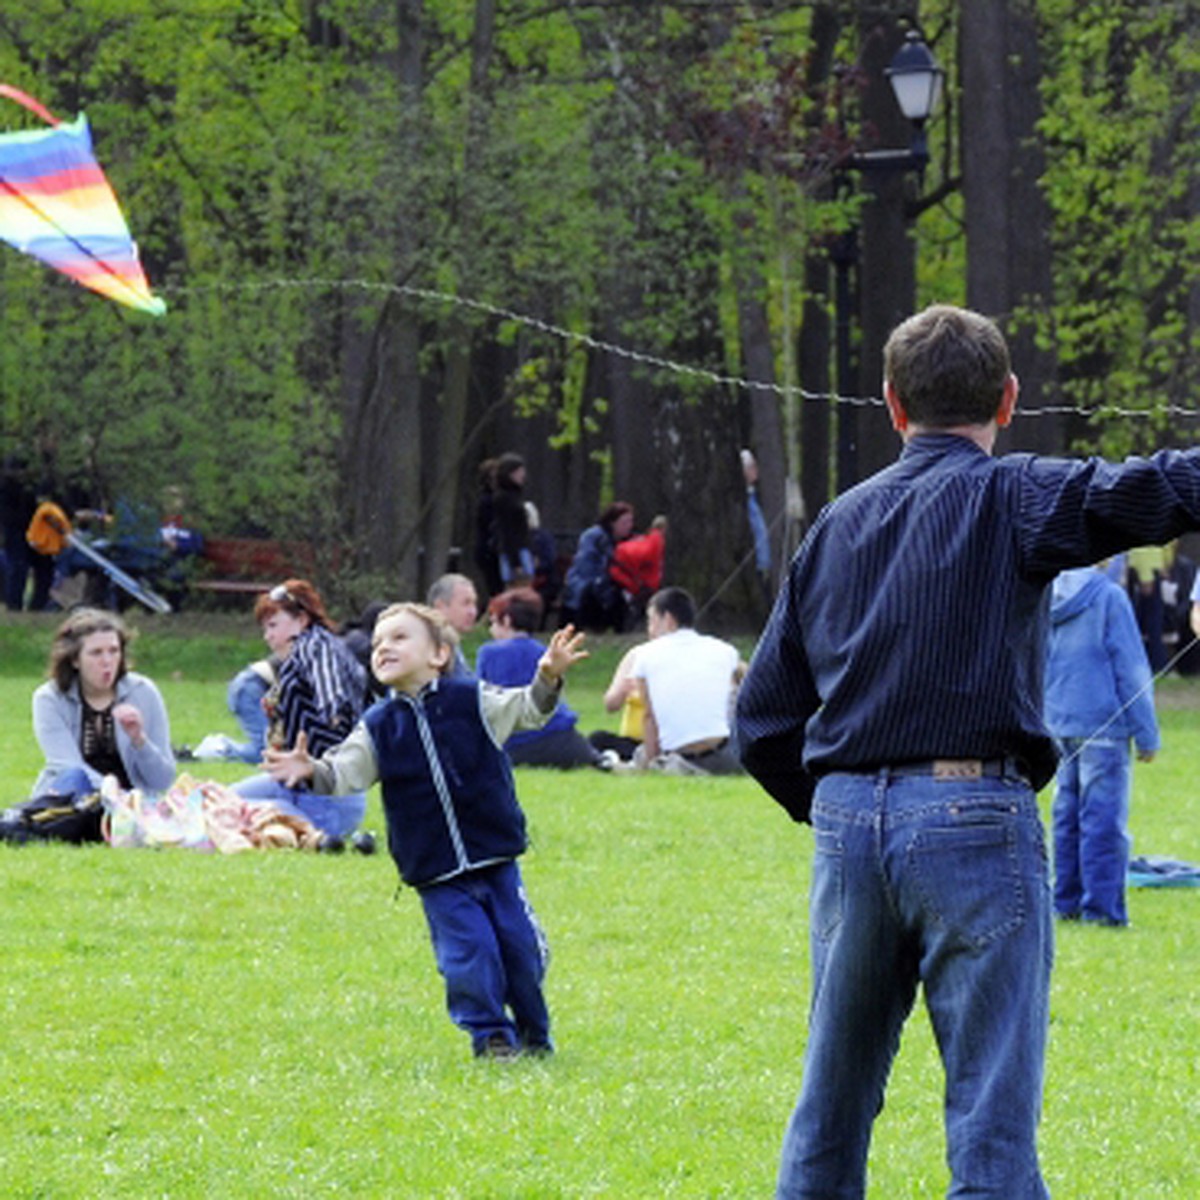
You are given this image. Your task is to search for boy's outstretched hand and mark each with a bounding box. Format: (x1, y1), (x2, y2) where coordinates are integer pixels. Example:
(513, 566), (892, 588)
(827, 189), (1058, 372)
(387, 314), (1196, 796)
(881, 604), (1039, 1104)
(262, 730), (316, 789)
(538, 625), (589, 685)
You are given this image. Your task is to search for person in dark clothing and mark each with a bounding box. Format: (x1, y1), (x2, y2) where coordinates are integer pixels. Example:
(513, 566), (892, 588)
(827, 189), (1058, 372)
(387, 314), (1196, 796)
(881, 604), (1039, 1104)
(491, 452), (534, 585)
(560, 502), (635, 632)
(1, 453), (53, 611)
(737, 303), (1200, 1199)
(473, 457), (502, 599)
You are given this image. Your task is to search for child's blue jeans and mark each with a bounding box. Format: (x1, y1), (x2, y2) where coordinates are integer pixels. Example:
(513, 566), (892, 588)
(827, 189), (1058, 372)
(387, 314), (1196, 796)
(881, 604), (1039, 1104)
(420, 860), (551, 1054)
(1051, 737), (1132, 925)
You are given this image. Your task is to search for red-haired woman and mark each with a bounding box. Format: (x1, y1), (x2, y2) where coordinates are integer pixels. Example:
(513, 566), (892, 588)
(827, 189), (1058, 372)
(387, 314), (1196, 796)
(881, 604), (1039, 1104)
(232, 579), (368, 839)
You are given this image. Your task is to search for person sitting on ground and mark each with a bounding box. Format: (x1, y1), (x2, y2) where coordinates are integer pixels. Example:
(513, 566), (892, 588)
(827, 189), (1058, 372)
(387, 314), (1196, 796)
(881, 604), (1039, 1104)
(427, 572), (479, 677)
(610, 514), (668, 629)
(588, 641), (648, 763)
(476, 586), (608, 769)
(232, 579), (367, 840)
(561, 501), (635, 632)
(261, 603), (589, 1058)
(632, 586), (744, 775)
(32, 607), (176, 797)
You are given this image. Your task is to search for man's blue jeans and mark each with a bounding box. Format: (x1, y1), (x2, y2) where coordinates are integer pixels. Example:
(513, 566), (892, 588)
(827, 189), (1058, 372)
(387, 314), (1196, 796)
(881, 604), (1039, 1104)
(1051, 737), (1131, 925)
(777, 769), (1053, 1199)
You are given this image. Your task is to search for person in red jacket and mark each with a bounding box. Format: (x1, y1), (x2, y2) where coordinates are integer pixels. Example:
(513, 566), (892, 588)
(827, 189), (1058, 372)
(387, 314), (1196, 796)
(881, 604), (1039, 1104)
(609, 515), (667, 628)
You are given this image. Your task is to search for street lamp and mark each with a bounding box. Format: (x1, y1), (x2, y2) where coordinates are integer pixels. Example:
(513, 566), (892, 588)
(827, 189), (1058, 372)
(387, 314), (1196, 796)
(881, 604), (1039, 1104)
(884, 30), (945, 166)
(833, 27), (945, 493)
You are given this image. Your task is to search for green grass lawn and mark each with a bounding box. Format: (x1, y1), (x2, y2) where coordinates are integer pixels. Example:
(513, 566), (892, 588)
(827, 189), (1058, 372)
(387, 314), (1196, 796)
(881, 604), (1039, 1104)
(2, 613), (1198, 1197)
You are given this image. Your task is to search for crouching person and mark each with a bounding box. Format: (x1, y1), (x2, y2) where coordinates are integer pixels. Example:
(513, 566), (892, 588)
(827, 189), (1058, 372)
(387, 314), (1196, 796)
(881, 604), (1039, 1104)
(263, 602), (588, 1060)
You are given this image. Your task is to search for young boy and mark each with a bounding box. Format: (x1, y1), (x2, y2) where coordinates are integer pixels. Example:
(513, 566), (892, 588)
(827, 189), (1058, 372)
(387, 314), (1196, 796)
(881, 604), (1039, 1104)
(737, 304), (1200, 1198)
(264, 602), (588, 1059)
(1044, 565), (1159, 926)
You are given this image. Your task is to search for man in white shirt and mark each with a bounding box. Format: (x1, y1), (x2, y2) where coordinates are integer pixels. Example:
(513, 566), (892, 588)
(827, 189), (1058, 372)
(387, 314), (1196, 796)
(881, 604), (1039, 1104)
(633, 587), (744, 774)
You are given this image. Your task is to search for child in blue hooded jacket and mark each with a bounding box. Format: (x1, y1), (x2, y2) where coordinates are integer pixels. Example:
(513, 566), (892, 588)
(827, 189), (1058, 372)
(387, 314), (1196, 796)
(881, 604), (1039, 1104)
(1044, 566), (1160, 926)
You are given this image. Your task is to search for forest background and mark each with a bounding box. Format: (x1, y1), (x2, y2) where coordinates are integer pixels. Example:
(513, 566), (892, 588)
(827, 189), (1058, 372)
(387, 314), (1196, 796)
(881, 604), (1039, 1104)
(0, 1), (1196, 622)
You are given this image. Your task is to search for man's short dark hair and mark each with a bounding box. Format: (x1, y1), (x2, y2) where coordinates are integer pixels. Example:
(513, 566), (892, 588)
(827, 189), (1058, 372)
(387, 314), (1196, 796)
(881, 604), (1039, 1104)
(649, 586), (695, 629)
(884, 305), (1011, 428)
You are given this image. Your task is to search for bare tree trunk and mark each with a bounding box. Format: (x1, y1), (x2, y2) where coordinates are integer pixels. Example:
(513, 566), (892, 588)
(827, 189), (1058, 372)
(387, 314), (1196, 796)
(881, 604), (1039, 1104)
(425, 0), (496, 593)
(338, 0), (426, 595)
(961, 0), (1062, 456)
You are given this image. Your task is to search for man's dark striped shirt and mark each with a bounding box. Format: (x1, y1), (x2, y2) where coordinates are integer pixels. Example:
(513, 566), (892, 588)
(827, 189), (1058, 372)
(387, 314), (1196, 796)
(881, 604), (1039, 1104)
(737, 434), (1200, 822)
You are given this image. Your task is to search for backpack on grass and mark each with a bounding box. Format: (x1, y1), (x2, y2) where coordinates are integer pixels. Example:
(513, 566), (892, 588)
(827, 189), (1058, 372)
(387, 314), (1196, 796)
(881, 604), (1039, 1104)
(0, 791), (104, 844)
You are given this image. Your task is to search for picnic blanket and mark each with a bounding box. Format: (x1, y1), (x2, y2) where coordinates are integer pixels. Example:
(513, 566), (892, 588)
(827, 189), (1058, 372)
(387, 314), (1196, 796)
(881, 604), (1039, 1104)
(101, 774), (322, 853)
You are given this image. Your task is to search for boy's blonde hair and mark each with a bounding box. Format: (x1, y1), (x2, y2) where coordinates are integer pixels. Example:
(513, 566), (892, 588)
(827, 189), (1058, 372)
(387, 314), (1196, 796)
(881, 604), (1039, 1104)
(373, 602), (460, 675)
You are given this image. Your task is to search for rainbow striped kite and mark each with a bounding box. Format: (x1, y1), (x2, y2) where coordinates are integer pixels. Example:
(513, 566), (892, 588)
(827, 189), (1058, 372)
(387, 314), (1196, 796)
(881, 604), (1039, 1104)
(0, 84), (165, 315)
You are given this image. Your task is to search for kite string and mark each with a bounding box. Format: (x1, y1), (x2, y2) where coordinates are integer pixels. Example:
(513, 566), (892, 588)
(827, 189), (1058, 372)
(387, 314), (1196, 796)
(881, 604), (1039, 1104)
(1054, 631), (1198, 775)
(163, 276), (1200, 422)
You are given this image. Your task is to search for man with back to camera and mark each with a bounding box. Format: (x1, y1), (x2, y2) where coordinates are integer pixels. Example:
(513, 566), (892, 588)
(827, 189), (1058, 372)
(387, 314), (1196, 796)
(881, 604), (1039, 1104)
(427, 572), (479, 678)
(634, 586), (743, 775)
(736, 304), (1200, 1198)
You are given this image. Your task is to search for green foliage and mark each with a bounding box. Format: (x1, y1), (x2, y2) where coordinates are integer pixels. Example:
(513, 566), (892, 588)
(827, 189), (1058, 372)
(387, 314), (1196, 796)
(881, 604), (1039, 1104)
(1037, 0), (1199, 455)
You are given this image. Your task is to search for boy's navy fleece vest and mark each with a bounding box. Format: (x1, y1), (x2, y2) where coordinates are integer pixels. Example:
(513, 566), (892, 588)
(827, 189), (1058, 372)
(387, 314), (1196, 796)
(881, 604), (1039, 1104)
(363, 678), (527, 888)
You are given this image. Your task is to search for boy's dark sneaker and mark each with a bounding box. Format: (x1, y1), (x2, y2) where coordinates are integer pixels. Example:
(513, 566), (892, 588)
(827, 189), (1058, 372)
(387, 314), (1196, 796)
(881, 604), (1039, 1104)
(475, 1034), (520, 1061)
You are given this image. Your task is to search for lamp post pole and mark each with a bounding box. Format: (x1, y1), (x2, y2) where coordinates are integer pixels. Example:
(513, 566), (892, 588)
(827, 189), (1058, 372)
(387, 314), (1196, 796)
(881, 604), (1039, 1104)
(832, 29), (944, 495)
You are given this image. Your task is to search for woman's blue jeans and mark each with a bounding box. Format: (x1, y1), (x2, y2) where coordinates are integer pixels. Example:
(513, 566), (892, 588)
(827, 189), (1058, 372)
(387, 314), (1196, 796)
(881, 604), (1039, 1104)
(1051, 737), (1131, 925)
(232, 774), (365, 840)
(226, 667), (271, 764)
(777, 769), (1053, 1200)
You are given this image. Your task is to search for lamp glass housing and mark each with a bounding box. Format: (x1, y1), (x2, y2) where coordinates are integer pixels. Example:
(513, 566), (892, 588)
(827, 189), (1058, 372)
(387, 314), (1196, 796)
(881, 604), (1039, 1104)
(885, 32), (945, 123)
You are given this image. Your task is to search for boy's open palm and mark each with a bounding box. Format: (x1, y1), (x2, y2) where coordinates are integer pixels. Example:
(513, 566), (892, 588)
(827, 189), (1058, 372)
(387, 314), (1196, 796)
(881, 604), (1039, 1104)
(540, 625), (589, 681)
(262, 730), (315, 788)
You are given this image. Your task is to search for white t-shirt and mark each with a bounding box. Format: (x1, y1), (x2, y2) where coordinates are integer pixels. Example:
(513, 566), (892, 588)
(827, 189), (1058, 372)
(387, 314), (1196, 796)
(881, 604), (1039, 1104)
(633, 627), (740, 752)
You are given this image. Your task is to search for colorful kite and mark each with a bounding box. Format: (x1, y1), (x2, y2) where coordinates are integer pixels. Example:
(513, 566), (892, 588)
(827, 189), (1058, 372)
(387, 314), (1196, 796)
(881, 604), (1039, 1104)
(0, 83), (165, 315)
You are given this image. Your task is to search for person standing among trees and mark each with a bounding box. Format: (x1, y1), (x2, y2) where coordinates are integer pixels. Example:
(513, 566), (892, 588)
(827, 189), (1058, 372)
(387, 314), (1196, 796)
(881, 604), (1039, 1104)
(491, 452), (534, 586)
(737, 303), (1200, 1198)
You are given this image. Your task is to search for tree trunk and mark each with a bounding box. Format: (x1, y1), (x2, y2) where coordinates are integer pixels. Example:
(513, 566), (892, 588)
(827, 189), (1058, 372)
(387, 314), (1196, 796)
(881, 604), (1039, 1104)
(851, 10), (914, 487)
(424, 0), (496, 594)
(961, 0), (1062, 456)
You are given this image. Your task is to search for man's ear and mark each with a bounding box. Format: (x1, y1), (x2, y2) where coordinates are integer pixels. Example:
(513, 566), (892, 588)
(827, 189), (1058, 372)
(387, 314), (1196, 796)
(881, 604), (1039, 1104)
(884, 381), (908, 432)
(996, 373), (1020, 428)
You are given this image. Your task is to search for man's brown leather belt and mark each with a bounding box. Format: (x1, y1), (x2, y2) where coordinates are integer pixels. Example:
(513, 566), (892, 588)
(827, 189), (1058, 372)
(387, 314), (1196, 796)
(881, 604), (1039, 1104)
(886, 758), (1026, 782)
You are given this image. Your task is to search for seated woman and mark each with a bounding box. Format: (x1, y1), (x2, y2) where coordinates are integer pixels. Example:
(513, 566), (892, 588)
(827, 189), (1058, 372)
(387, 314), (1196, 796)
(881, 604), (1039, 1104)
(233, 579), (367, 839)
(561, 502), (635, 632)
(476, 587), (605, 769)
(588, 642), (647, 763)
(609, 515), (668, 630)
(32, 607), (176, 797)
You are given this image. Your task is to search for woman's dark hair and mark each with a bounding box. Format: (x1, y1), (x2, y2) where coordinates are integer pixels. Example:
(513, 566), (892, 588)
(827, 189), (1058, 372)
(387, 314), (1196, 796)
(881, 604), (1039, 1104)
(253, 578), (336, 631)
(495, 452), (526, 489)
(487, 586), (544, 633)
(599, 501), (634, 536)
(47, 607), (132, 692)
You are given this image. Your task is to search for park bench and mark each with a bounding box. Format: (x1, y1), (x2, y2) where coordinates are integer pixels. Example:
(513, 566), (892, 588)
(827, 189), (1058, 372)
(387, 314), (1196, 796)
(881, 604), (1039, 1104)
(191, 536), (318, 598)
